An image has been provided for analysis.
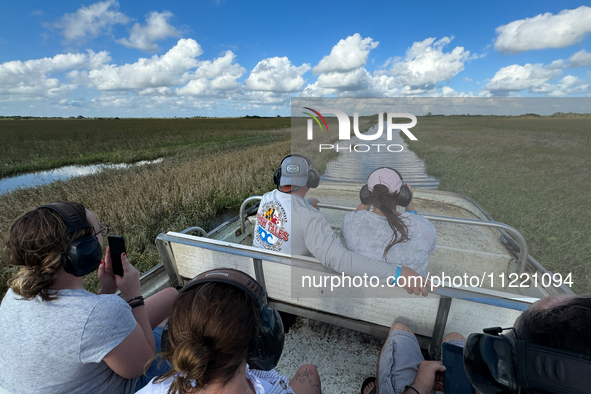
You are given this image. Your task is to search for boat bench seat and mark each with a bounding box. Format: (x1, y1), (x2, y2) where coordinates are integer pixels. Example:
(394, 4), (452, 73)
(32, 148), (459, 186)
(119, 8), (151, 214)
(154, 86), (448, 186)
(156, 231), (533, 344)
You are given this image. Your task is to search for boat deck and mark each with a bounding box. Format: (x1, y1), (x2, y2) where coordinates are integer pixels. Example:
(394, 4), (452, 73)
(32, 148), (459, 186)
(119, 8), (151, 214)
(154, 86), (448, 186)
(145, 182), (569, 394)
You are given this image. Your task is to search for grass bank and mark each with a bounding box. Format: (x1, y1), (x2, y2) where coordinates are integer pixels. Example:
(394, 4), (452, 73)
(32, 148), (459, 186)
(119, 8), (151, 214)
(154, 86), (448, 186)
(0, 117), (290, 177)
(407, 116), (591, 293)
(0, 138), (287, 295)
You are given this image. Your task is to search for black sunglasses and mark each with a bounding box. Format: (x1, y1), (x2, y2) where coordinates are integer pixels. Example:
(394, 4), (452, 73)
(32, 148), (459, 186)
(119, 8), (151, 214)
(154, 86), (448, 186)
(93, 223), (110, 237)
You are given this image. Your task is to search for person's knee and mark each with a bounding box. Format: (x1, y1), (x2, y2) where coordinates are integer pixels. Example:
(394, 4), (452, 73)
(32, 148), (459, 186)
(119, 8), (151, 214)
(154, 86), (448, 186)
(160, 286), (179, 301)
(294, 364), (321, 385)
(296, 364), (319, 377)
(153, 287), (178, 309)
(442, 332), (465, 343)
(390, 322), (414, 336)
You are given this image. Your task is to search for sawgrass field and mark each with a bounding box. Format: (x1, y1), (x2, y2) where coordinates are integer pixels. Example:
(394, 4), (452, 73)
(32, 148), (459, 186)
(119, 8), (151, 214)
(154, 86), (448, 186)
(407, 115), (591, 293)
(0, 115), (589, 296)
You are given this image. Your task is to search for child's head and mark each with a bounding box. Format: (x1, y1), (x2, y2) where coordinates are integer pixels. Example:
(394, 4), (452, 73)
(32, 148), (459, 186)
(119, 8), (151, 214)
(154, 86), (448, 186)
(158, 280), (259, 393)
(6, 202), (94, 300)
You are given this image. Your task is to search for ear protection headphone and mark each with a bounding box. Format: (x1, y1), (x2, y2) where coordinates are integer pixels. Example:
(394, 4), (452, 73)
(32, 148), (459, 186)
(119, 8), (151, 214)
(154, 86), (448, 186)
(359, 167), (412, 207)
(273, 154), (320, 190)
(161, 268), (285, 371)
(39, 202), (102, 277)
(464, 327), (591, 394)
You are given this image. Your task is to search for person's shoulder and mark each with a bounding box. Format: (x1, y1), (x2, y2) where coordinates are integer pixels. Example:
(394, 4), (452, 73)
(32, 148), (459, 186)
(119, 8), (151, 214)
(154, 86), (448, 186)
(404, 211), (432, 224)
(76, 293), (130, 322)
(261, 189), (289, 204)
(342, 209), (361, 224)
(59, 289), (122, 304)
(49, 291), (128, 325)
(262, 189), (277, 198)
(344, 209), (381, 223)
(403, 212), (436, 238)
(136, 377), (173, 394)
(1, 288), (17, 302)
(93, 293), (129, 310)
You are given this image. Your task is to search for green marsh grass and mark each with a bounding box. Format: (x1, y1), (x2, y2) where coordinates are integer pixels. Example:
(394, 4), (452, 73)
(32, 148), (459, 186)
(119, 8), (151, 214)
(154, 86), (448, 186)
(407, 116), (591, 293)
(0, 117), (290, 177)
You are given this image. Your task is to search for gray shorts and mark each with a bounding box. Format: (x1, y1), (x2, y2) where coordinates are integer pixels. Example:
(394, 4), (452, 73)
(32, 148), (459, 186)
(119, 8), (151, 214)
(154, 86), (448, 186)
(378, 330), (424, 394)
(378, 330), (465, 394)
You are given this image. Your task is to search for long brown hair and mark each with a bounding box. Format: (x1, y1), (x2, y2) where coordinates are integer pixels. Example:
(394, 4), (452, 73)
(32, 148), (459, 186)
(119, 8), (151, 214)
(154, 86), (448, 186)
(5, 202), (92, 301)
(363, 184), (410, 260)
(155, 281), (259, 394)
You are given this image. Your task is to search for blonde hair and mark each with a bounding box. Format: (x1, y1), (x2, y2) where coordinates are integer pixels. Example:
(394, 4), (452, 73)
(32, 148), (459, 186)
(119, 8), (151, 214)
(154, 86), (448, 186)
(155, 282), (259, 394)
(5, 202), (91, 301)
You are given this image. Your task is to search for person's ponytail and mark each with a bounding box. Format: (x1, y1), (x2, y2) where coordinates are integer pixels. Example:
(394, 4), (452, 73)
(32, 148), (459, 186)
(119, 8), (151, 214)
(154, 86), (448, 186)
(363, 184), (410, 260)
(6, 205), (91, 301)
(153, 282), (258, 394)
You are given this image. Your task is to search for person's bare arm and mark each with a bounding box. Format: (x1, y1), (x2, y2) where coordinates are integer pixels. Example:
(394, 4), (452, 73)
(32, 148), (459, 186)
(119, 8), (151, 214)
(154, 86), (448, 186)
(103, 323), (155, 378)
(102, 248), (156, 378)
(402, 361), (446, 394)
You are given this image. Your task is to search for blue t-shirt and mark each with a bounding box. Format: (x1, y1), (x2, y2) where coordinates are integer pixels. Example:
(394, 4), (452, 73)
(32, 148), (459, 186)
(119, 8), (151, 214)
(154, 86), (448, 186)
(0, 288), (137, 394)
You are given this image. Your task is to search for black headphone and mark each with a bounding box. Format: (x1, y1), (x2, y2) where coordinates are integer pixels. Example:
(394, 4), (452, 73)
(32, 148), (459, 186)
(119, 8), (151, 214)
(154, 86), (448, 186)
(161, 268), (285, 371)
(273, 154), (320, 190)
(464, 327), (591, 394)
(39, 202), (103, 277)
(359, 167), (412, 207)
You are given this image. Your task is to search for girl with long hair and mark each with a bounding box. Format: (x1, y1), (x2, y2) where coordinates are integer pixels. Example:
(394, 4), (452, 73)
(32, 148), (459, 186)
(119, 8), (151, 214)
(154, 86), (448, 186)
(341, 168), (436, 276)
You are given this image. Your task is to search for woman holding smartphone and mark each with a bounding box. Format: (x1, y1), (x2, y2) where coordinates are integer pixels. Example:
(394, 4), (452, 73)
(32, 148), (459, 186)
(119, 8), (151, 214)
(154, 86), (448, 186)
(0, 201), (177, 394)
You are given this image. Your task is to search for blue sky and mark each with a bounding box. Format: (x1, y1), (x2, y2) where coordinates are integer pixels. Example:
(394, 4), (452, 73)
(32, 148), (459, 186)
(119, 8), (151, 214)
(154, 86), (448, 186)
(1, 1), (590, 117)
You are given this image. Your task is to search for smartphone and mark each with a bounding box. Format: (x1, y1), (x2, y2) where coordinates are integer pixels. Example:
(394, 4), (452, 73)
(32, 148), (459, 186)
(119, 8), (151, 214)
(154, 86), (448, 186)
(442, 342), (474, 394)
(108, 235), (126, 276)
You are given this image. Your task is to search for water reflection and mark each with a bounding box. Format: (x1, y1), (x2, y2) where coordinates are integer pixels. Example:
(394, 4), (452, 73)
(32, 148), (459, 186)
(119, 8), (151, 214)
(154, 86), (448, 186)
(0, 158), (164, 195)
(320, 123), (439, 189)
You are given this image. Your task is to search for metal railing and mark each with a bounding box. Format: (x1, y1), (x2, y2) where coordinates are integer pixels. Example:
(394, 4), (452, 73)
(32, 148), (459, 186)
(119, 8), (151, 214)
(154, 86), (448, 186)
(239, 197), (529, 274)
(239, 195), (263, 234)
(180, 226), (208, 237)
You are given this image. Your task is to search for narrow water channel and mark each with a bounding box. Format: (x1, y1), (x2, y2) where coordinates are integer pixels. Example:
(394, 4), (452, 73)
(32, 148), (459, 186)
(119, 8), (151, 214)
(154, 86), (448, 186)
(0, 158), (164, 195)
(320, 123), (439, 189)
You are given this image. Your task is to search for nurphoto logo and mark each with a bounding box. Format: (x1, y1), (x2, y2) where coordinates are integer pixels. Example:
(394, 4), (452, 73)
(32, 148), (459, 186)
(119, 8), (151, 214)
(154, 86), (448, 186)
(303, 107), (418, 153)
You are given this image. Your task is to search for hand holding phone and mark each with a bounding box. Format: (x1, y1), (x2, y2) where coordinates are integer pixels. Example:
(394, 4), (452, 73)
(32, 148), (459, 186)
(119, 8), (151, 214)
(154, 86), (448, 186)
(108, 235), (126, 276)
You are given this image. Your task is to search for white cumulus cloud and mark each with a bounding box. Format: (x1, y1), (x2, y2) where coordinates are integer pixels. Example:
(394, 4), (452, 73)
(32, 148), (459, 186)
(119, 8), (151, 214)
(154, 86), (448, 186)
(316, 67), (373, 91)
(312, 34), (378, 74)
(244, 57), (310, 92)
(482, 63), (590, 96)
(177, 51), (246, 96)
(49, 0), (129, 44)
(377, 37), (473, 90)
(0, 51), (110, 98)
(75, 39), (202, 90)
(117, 11), (181, 52)
(494, 6), (591, 53)
(530, 75), (590, 96)
(485, 63), (562, 95)
(566, 49), (591, 68)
